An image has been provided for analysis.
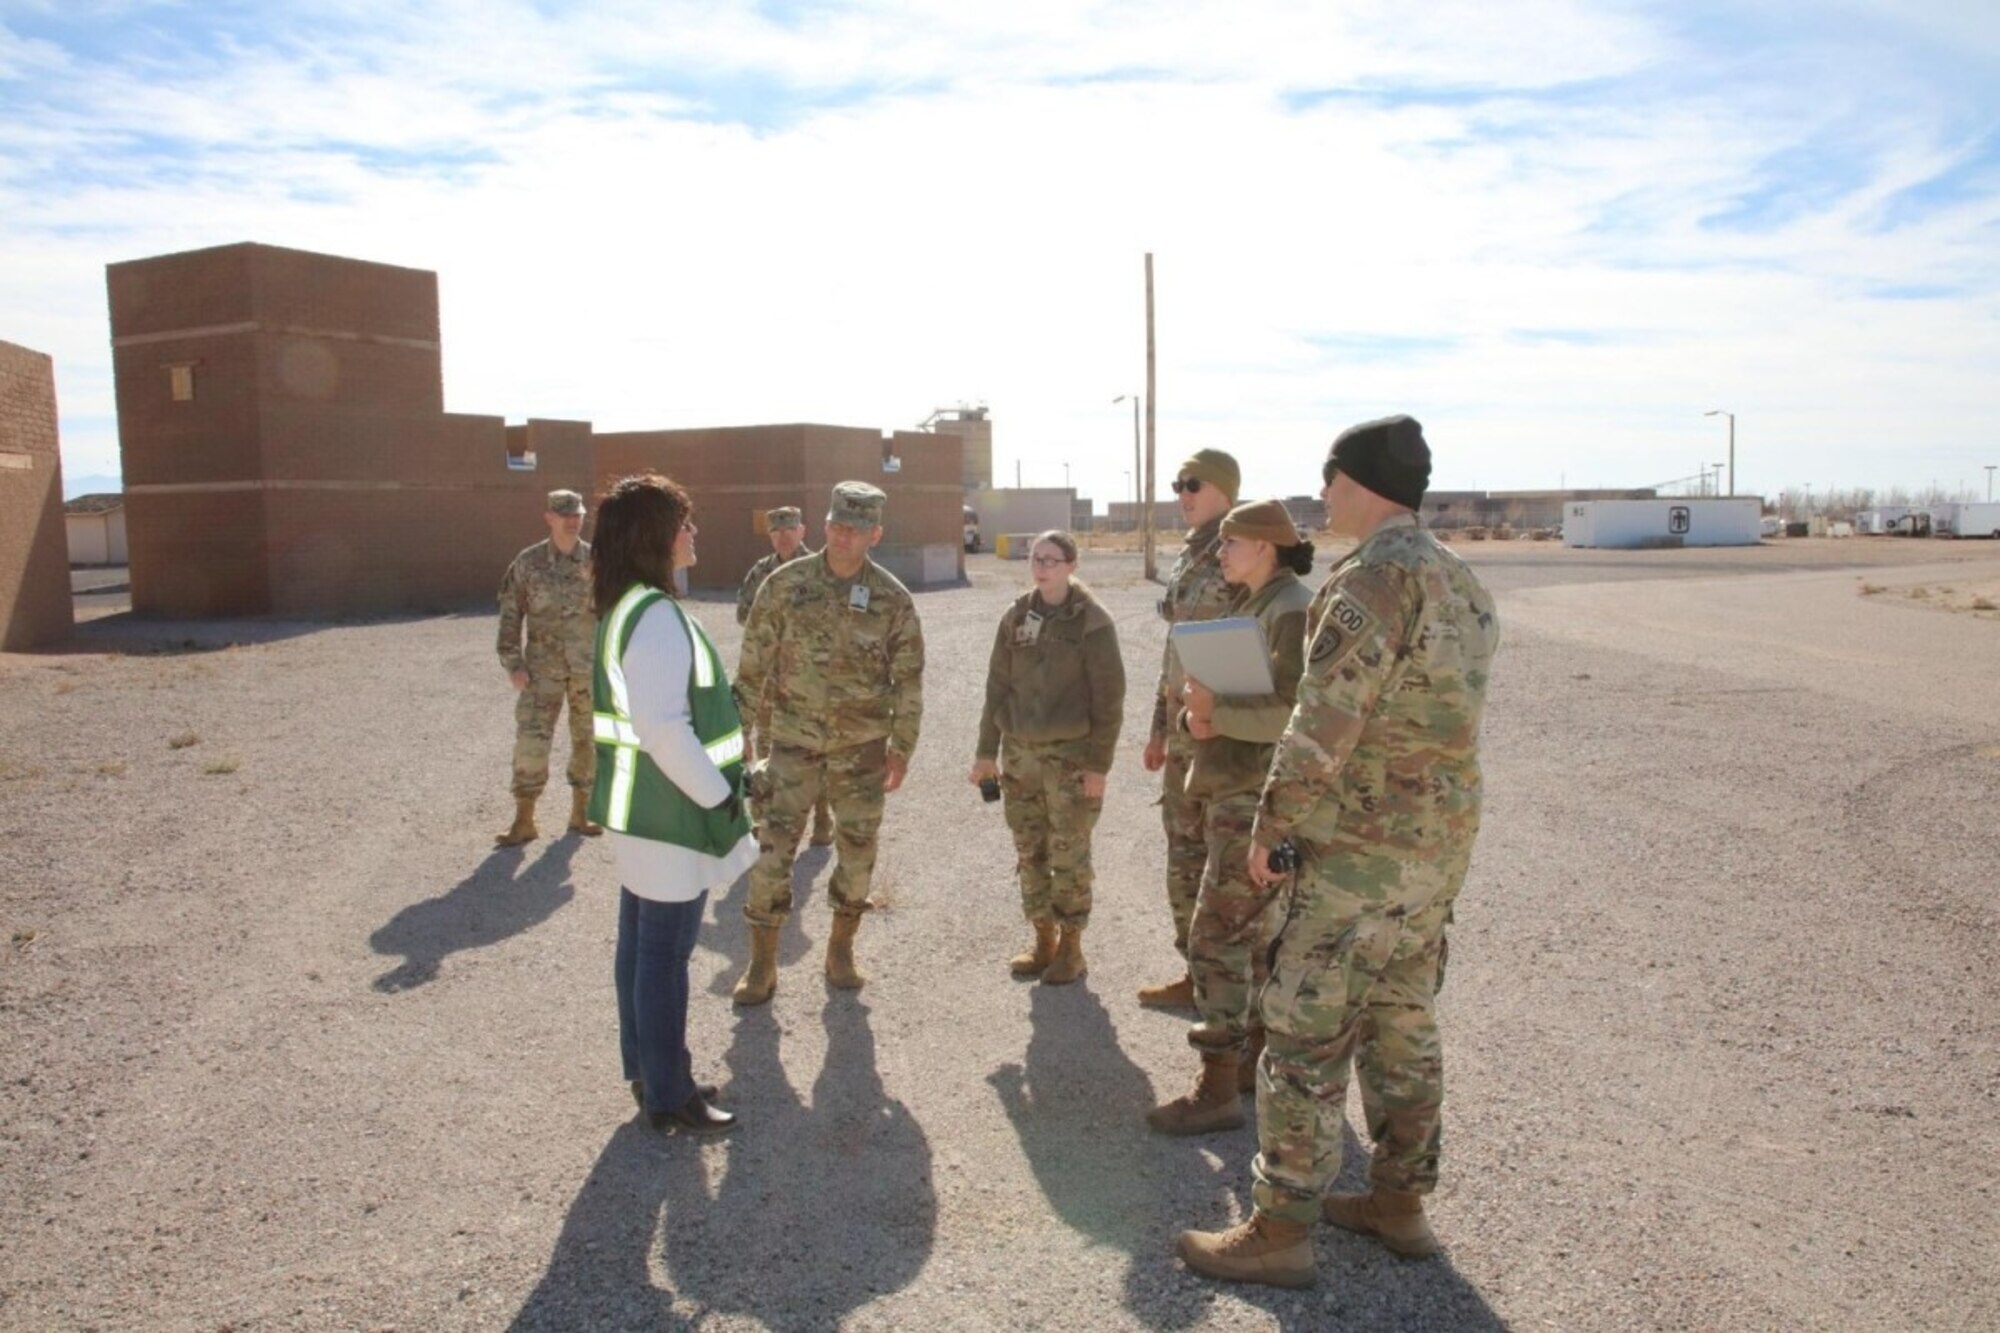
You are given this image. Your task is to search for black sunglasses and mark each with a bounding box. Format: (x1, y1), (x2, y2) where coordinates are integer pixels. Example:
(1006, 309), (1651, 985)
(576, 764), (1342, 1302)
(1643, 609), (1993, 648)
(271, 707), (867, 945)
(1171, 477), (1205, 494)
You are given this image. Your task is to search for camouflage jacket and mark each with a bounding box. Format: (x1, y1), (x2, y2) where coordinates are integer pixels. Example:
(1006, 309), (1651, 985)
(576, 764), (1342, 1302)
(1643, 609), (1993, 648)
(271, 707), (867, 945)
(736, 546), (813, 626)
(1182, 568), (1314, 801)
(976, 581), (1126, 772)
(736, 553), (925, 757)
(1152, 515), (1243, 742)
(497, 538), (595, 677)
(1253, 515), (1498, 863)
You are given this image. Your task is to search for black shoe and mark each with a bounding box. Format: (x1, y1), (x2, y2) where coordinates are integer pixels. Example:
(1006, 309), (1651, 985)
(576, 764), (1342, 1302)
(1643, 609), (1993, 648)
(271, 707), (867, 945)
(649, 1092), (737, 1136)
(631, 1079), (718, 1111)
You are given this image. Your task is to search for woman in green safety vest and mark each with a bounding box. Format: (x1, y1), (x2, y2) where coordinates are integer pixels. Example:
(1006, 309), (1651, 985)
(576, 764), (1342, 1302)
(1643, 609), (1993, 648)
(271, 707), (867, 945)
(589, 473), (756, 1137)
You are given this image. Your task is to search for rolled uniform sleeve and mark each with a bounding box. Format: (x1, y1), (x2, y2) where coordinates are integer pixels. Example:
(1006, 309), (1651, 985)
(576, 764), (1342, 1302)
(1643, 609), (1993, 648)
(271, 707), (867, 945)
(625, 604), (733, 810)
(887, 598), (926, 759)
(1253, 566), (1414, 849)
(496, 557), (528, 674)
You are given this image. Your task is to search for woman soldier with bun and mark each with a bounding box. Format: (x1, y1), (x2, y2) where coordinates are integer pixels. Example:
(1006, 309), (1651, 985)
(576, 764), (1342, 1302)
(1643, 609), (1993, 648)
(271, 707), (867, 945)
(1147, 500), (1315, 1135)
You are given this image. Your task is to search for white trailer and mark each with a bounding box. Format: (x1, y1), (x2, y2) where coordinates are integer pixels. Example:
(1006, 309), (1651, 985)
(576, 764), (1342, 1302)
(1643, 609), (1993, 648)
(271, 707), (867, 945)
(1855, 507), (1913, 535)
(1562, 498), (1762, 549)
(1930, 502), (2000, 538)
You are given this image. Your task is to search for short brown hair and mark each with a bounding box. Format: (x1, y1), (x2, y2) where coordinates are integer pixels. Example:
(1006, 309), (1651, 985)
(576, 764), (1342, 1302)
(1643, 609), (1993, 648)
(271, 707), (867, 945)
(591, 474), (693, 615)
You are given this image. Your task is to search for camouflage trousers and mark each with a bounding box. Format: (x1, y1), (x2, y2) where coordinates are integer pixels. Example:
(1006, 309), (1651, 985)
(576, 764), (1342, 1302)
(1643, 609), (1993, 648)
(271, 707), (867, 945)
(1250, 848), (1464, 1223)
(1186, 793), (1284, 1058)
(1158, 735), (1209, 958)
(510, 665), (593, 798)
(749, 714), (833, 843)
(744, 739), (888, 928)
(1000, 739), (1103, 928)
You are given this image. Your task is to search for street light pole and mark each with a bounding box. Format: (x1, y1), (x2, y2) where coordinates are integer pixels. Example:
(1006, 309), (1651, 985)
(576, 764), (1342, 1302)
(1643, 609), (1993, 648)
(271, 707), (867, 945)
(1113, 394), (1140, 510)
(1986, 465), (1995, 502)
(1705, 409), (1735, 496)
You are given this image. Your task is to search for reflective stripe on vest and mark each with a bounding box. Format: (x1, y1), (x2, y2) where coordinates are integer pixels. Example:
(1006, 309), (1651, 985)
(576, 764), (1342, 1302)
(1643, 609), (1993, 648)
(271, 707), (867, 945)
(590, 585), (743, 834)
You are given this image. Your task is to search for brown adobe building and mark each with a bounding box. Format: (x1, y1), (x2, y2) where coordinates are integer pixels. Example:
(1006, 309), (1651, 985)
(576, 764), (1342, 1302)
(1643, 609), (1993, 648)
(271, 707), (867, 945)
(108, 242), (961, 616)
(595, 425), (964, 592)
(0, 339), (74, 650)
(108, 242), (591, 618)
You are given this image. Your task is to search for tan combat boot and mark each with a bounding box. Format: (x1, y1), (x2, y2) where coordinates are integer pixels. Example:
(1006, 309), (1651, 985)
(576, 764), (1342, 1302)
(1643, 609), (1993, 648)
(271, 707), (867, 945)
(494, 797), (538, 847)
(1010, 918), (1059, 977)
(825, 914), (867, 990)
(1239, 1027), (1266, 1095)
(1147, 1053), (1245, 1135)
(731, 925), (781, 1006)
(1177, 1214), (1315, 1289)
(1137, 972), (1196, 1010)
(1041, 924), (1087, 985)
(568, 788), (603, 837)
(1321, 1188), (1440, 1258)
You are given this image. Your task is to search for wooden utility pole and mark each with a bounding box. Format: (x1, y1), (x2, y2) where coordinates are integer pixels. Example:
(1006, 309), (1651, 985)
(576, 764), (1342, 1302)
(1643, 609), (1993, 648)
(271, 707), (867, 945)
(1143, 252), (1158, 580)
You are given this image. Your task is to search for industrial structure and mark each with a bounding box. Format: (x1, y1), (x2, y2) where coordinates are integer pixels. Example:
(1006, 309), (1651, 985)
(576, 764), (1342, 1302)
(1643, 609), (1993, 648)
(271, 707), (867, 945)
(105, 242), (964, 616)
(0, 339), (73, 650)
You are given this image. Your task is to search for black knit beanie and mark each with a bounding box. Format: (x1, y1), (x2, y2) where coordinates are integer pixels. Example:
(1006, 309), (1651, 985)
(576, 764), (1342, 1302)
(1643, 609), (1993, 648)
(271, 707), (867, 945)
(1324, 414), (1431, 509)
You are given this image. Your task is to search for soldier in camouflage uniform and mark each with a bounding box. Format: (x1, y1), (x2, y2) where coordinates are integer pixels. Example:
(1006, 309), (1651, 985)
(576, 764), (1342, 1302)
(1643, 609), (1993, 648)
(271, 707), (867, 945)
(731, 482), (925, 1004)
(1179, 416), (1499, 1289)
(970, 530), (1125, 986)
(736, 506), (832, 846)
(1139, 448), (1244, 1009)
(495, 489), (602, 847)
(1148, 500), (1315, 1136)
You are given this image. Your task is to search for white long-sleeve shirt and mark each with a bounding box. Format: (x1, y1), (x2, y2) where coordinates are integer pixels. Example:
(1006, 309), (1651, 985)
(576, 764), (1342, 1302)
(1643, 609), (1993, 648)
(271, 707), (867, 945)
(607, 599), (758, 902)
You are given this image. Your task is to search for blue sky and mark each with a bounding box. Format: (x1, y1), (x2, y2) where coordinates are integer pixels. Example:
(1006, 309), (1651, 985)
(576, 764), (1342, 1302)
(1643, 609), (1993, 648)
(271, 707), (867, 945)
(3, 0), (1996, 503)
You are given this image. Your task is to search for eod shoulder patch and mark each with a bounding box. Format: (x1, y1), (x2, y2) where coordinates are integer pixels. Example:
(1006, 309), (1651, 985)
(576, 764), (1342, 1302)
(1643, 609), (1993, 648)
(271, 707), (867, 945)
(1308, 594), (1375, 668)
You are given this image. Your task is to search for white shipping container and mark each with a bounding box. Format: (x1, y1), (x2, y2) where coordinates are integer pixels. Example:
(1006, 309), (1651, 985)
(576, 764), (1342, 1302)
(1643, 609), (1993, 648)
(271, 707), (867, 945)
(1931, 502), (2000, 538)
(1562, 498), (1763, 549)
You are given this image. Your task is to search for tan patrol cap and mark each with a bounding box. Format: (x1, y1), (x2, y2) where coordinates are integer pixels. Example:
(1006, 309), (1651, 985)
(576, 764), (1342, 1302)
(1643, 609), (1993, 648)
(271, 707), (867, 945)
(546, 489), (585, 515)
(827, 481), (887, 528)
(765, 506), (804, 531)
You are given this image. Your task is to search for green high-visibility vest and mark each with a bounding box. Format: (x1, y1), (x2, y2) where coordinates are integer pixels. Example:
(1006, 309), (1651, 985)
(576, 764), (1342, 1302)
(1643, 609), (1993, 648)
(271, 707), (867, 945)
(588, 583), (751, 855)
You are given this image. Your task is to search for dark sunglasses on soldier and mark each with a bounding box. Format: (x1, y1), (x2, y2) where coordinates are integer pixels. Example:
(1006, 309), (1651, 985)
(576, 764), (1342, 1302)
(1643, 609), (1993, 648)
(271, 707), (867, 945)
(1170, 476), (1205, 494)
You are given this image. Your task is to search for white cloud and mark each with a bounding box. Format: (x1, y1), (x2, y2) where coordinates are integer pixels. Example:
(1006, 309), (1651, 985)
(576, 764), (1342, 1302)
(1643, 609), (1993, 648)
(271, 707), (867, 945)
(2, 0), (1996, 505)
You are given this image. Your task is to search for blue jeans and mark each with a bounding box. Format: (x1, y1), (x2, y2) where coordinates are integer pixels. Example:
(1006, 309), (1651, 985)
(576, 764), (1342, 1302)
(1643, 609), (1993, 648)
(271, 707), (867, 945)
(614, 888), (708, 1115)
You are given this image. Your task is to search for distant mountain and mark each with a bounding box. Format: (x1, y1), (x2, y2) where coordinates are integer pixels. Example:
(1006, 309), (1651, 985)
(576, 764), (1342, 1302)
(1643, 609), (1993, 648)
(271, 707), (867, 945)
(62, 473), (122, 500)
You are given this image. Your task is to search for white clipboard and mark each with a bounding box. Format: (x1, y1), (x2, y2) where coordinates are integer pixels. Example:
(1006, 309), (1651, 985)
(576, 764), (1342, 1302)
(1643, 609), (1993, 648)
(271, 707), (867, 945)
(1169, 617), (1274, 696)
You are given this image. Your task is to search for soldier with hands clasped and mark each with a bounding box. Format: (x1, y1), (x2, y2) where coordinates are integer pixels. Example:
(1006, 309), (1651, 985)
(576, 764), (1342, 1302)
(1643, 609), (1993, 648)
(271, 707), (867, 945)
(1179, 416), (1499, 1288)
(730, 482), (925, 1004)
(1138, 448), (1246, 1009)
(495, 488), (603, 847)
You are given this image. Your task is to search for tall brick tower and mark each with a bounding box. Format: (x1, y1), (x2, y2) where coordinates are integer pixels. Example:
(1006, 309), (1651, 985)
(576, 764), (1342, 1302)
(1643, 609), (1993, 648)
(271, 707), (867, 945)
(107, 242), (592, 618)
(0, 339), (73, 649)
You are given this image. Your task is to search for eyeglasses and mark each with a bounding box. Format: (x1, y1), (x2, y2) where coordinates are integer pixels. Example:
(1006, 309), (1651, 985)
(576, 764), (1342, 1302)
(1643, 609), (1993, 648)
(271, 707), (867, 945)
(1030, 555), (1072, 568)
(1170, 477), (1204, 494)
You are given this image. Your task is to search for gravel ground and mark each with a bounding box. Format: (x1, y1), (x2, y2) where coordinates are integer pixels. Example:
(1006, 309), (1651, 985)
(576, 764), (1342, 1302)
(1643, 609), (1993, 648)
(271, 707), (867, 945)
(3, 539), (1997, 1331)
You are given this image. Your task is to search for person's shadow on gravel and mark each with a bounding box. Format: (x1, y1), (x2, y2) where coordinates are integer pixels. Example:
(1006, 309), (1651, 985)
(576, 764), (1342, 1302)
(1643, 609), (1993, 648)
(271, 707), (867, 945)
(659, 996), (936, 1320)
(989, 983), (1233, 1329)
(699, 843), (832, 997)
(367, 839), (579, 992)
(508, 996), (937, 1329)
